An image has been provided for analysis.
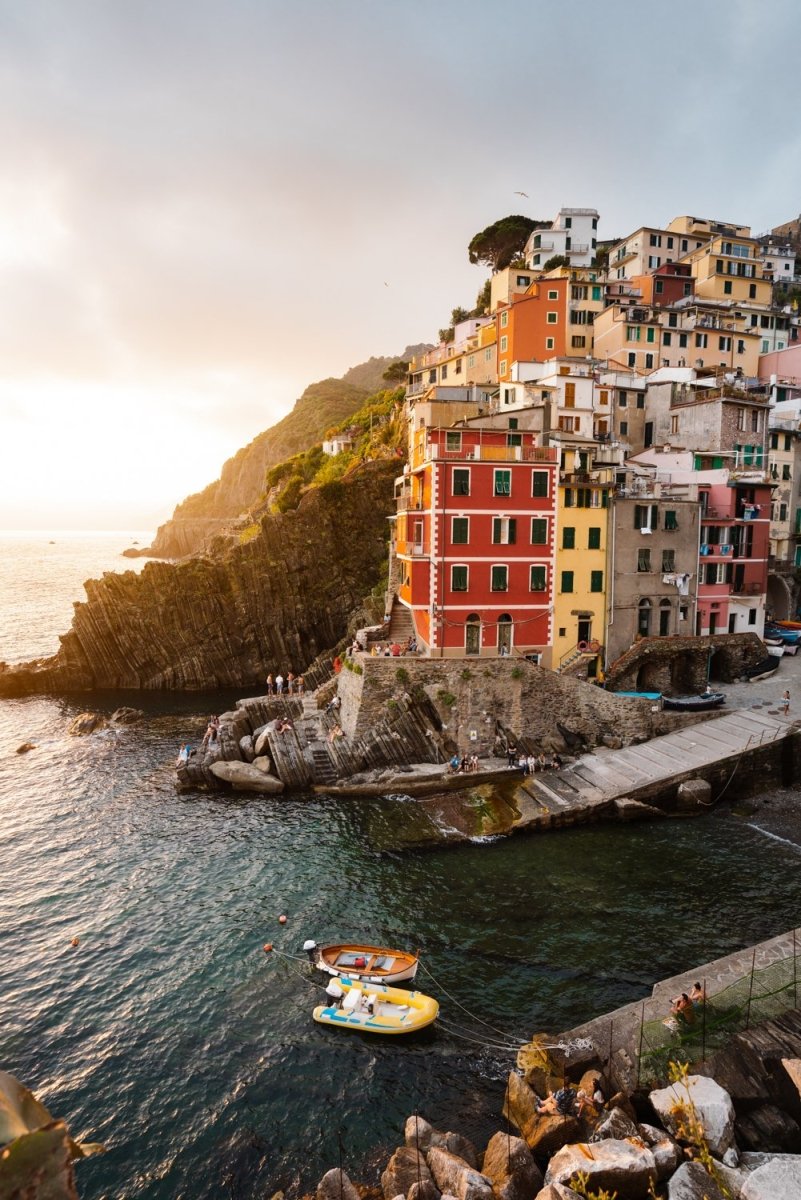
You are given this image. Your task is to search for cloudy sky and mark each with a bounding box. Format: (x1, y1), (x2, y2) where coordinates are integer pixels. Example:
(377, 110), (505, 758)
(2, 0), (800, 528)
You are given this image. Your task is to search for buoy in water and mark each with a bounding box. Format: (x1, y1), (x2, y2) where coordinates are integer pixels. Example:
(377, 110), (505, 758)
(278, 914), (287, 924)
(263, 943), (273, 954)
(70, 937), (80, 947)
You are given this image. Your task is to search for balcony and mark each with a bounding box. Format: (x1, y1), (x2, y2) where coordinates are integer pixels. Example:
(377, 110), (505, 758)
(413, 443), (557, 467)
(396, 494), (423, 512)
(567, 243), (590, 255)
(560, 468), (615, 485)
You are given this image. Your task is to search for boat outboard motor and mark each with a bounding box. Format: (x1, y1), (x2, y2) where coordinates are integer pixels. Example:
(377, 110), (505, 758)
(303, 939), (318, 964)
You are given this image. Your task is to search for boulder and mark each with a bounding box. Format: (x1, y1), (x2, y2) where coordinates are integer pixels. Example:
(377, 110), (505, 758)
(239, 735), (256, 763)
(676, 779), (712, 810)
(650, 1075), (735, 1158)
(406, 1116), (435, 1153)
(502, 1071), (581, 1156)
(740, 1153), (801, 1199)
(437, 1134), (478, 1169)
(381, 1146), (431, 1200)
(533, 1187), (583, 1200)
(254, 729), (272, 756)
(68, 712), (106, 735)
(590, 1106), (639, 1143)
(426, 1147), (493, 1200)
(545, 1139), (656, 1198)
(639, 1123), (681, 1180)
(481, 1131), (543, 1200)
(408, 1182), (441, 1200)
(317, 1169), (360, 1200)
(666, 1161), (727, 1199)
(252, 755), (273, 775)
(110, 706), (143, 724)
(15, 742), (36, 754)
(736, 1103), (801, 1153)
(210, 761), (285, 793)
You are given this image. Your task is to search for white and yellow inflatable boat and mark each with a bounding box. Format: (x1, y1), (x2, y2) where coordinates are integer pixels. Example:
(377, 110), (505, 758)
(313, 976), (438, 1035)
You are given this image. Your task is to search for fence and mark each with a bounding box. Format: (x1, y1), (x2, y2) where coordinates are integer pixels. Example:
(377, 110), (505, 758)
(634, 939), (800, 1088)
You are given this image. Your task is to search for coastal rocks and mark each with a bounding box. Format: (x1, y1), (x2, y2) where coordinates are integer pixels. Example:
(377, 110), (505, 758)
(252, 755), (273, 774)
(110, 707), (143, 724)
(381, 1147), (432, 1199)
(665, 1161), (727, 1199)
(317, 1168), (360, 1200)
(481, 1131), (543, 1200)
(590, 1106), (639, 1142)
(426, 1148), (492, 1200)
(544, 1139), (656, 1198)
(676, 778), (712, 810)
(502, 1072), (580, 1156)
(736, 1103), (801, 1152)
(16, 742), (36, 754)
(68, 712), (106, 735)
(650, 1076), (735, 1159)
(639, 1123), (681, 1179)
(740, 1154), (801, 1199)
(239, 735), (256, 763)
(403, 1116), (477, 1165)
(533, 1187), (582, 1200)
(254, 729), (272, 756)
(209, 761), (285, 793)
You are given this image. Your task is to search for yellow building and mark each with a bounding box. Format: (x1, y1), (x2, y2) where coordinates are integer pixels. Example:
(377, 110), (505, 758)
(550, 443), (614, 675)
(681, 233), (772, 307)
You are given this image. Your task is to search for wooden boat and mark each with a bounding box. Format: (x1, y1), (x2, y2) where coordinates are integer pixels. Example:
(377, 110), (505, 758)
(775, 620), (801, 631)
(304, 940), (419, 984)
(662, 692), (726, 712)
(313, 976), (438, 1036)
(612, 691), (662, 701)
(745, 656), (780, 681)
(766, 625), (801, 644)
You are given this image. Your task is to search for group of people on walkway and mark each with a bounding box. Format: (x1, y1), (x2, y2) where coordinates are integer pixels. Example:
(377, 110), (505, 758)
(506, 743), (562, 772)
(448, 753), (480, 774)
(367, 635), (418, 657)
(265, 672), (304, 696)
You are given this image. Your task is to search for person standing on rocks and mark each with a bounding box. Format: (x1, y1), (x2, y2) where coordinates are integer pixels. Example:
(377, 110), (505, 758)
(266, 673), (274, 696)
(287, 671), (295, 695)
(275, 672), (284, 695)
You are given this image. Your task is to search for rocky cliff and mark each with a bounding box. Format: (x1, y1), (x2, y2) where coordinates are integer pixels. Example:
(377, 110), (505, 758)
(147, 347), (426, 559)
(0, 462), (397, 696)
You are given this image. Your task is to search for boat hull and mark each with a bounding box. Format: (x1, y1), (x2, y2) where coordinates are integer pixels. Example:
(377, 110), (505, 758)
(662, 693), (726, 712)
(746, 657), (780, 681)
(314, 942), (419, 985)
(313, 977), (438, 1035)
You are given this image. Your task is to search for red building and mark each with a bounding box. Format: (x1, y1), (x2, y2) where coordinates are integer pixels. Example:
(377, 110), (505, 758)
(697, 477), (771, 636)
(391, 426), (558, 657)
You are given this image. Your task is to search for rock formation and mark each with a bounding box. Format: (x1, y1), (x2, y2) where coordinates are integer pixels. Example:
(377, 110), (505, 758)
(0, 462), (396, 696)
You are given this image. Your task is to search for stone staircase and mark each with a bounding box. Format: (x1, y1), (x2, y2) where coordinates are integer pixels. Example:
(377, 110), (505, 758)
(387, 597), (415, 643)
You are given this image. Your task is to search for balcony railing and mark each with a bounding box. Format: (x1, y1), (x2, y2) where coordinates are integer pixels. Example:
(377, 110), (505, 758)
(396, 495), (423, 512)
(413, 443), (557, 467)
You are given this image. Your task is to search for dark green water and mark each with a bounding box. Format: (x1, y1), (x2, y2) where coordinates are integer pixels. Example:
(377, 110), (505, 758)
(2, 690), (800, 1198)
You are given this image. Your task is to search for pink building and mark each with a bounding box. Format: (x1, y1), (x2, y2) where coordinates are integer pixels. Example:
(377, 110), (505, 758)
(697, 479), (771, 636)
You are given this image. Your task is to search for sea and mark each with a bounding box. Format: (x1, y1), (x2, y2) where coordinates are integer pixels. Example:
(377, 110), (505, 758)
(1, 530), (800, 1199)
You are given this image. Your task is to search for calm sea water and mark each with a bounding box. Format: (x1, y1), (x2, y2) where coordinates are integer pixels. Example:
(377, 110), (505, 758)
(1, 532), (800, 1199)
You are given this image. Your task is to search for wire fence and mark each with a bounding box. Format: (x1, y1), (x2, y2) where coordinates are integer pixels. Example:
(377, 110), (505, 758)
(635, 942), (800, 1088)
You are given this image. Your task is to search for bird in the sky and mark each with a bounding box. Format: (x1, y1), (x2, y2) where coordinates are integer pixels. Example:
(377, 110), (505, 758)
(514, 190), (529, 198)
(384, 281), (389, 287)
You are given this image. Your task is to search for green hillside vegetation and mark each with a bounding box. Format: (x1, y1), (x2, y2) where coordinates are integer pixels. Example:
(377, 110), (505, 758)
(261, 385), (406, 516)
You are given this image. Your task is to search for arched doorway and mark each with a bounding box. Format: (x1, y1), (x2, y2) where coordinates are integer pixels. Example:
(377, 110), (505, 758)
(465, 613), (481, 656)
(767, 573), (793, 621)
(497, 614), (513, 656)
(637, 599), (651, 638)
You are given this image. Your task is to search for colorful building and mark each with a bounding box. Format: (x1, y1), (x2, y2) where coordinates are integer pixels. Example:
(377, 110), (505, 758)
(391, 426), (558, 658)
(524, 207), (599, 271)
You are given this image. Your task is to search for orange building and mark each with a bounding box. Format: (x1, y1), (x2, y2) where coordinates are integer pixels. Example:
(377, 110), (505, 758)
(495, 280), (569, 381)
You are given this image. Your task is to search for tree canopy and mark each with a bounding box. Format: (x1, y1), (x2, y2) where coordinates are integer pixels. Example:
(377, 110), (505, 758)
(468, 215), (548, 271)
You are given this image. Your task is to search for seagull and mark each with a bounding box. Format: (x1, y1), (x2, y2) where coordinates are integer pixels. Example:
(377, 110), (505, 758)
(514, 190), (529, 198)
(383, 281), (389, 287)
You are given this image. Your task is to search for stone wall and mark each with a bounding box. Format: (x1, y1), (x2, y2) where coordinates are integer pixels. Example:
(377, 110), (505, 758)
(341, 655), (686, 757)
(606, 631), (765, 694)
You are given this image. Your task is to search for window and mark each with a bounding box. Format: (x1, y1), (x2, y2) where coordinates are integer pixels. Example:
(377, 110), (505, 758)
(452, 468), (470, 496)
(592, 285), (602, 300)
(546, 311), (558, 324)
(638, 599), (651, 637)
(494, 469), (511, 496)
(749, 283), (757, 299)
(780, 503), (788, 522)
(507, 432), (522, 448)
(638, 548), (651, 572)
(599, 389), (609, 405)
(500, 310), (508, 327)
(664, 510), (678, 530)
(662, 548), (675, 572)
(679, 333), (688, 347)
(783, 464), (792, 481)
(724, 281), (732, 295)
(562, 526), (575, 549)
(620, 421), (628, 434)
(485, 348), (493, 361)
(648, 255), (660, 269)
(628, 353), (636, 367)
(655, 280), (664, 295)
(649, 233), (662, 247)
(548, 289), (559, 300)
(491, 565), (508, 592)
(451, 565), (468, 591)
(646, 327), (655, 343)
(546, 337), (555, 350)
(516, 275), (530, 286)
(564, 382), (576, 407)
(590, 571), (603, 593)
(451, 517), (469, 544)
(561, 570), (574, 593)
(558, 416), (576, 432)
(588, 527), (601, 549)
(446, 431), (462, 452)
(493, 517), (517, 544)
(530, 565), (546, 591)
(627, 326), (641, 341)
(671, 415), (679, 435)
(499, 335), (508, 352)
(499, 360), (507, 375)
(531, 471), (549, 497)
(668, 313), (678, 328)
(719, 336), (731, 351)
(645, 353), (654, 369)
(696, 333), (708, 348)
(663, 331), (672, 346)
(531, 518), (547, 544)
(571, 335), (586, 348)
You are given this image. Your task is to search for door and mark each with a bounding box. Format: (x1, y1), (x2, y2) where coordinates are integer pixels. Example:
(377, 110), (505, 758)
(497, 615), (513, 656)
(709, 612), (717, 635)
(728, 613), (737, 633)
(659, 605), (671, 637)
(465, 616), (481, 656)
(577, 618), (592, 647)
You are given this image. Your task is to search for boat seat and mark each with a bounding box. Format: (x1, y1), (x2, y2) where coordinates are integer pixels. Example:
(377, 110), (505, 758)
(373, 956), (395, 970)
(342, 989), (362, 1013)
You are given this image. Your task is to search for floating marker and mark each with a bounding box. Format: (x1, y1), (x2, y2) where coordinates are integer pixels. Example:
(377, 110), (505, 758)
(278, 914), (287, 924)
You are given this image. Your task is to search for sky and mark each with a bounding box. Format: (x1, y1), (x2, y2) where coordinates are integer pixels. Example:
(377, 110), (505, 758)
(2, 0), (800, 529)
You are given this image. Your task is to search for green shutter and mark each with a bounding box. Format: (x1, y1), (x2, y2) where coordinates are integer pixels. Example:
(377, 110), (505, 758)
(588, 527), (601, 549)
(590, 571), (603, 593)
(531, 518), (547, 544)
(563, 527), (575, 549)
(561, 571), (574, 593)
